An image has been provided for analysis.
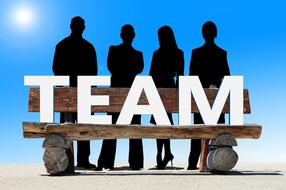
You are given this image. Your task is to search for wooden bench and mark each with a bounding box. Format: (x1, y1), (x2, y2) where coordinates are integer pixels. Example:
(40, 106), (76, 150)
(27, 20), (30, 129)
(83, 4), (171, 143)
(23, 87), (262, 174)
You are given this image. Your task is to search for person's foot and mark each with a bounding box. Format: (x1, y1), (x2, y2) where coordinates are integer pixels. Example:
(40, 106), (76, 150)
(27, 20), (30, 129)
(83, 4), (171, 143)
(164, 153), (174, 166)
(187, 166), (199, 170)
(156, 153), (174, 170)
(96, 164), (114, 171)
(156, 154), (164, 169)
(130, 166), (141, 170)
(76, 163), (97, 169)
(95, 165), (103, 171)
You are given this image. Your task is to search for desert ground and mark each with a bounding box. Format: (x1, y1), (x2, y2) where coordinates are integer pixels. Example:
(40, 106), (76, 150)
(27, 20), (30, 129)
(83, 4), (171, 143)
(0, 163), (285, 190)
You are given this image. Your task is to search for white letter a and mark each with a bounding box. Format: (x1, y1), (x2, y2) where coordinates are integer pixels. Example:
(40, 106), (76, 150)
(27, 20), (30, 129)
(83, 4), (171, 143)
(117, 76), (170, 125)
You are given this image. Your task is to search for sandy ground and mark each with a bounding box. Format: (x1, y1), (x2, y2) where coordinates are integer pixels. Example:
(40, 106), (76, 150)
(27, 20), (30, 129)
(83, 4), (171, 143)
(0, 163), (285, 190)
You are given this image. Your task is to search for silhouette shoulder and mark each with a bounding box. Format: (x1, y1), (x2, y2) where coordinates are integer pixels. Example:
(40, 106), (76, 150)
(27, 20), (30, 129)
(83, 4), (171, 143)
(178, 48), (184, 56)
(109, 45), (117, 50)
(132, 47), (143, 55)
(154, 49), (160, 53)
(217, 46), (227, 55)
(133, 48), (142, 55)
(82, 38), (95, 48)
(131, 48), (143, 59)
(56, 37), (70, 48)
(192, 45), (226, 55)
(153, 49), (160, 55)
(108, 45), (118, 55)
(191, 47), (201, 55)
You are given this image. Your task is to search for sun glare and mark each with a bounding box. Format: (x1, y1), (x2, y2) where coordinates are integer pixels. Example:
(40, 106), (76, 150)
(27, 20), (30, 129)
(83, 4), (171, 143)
(0, 1), (54, 47)
(13, 6), (34, 29)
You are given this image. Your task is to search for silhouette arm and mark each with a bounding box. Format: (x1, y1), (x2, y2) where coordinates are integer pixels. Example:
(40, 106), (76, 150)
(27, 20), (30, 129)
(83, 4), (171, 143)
(91, 46), (98, 75)
(52, 46), (61, 75)
(149, 52), (156, 76)
(107, 46), (115, 74)
(176, 51), (185, 87)
(135, 52), (144, 74)
(223, 52), (230, 76)
(189, 50), (198, 76)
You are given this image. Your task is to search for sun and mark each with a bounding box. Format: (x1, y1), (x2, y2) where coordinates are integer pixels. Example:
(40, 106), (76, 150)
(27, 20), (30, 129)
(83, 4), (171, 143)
(12, 6), (35, 30)
(0, 1), (54, 47)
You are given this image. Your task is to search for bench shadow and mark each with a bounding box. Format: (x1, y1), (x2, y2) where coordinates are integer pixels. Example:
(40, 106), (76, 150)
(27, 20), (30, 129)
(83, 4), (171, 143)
(148, 166), (185, 170)
(208, 170), (283, 176)
(40, 166), (283, 177)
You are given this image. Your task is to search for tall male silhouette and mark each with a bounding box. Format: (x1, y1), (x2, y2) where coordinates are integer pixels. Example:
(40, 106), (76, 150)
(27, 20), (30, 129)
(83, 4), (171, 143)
(97, 24), (144, 170)
(188, 21), (230, 170)
(149, 25), (184, 169)
(52, 16), (98, 169)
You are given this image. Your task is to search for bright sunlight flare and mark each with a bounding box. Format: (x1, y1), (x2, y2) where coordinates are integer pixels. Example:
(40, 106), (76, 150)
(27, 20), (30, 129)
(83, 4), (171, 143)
(13, 6), (35, 29)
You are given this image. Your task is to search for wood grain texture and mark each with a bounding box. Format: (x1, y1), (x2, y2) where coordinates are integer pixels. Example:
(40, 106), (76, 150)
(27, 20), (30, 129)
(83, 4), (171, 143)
(209, 134), (237, 147)
(207, 147), (238, 171)
(42, 134), (69, 149)
(42, 135), (74, 173)
(43, 147), (69, 174)
(28, 87), (251, 113)
(199, 139), (210, 172)
(23, 122), (262, 140)
(65, 141), (74, 173)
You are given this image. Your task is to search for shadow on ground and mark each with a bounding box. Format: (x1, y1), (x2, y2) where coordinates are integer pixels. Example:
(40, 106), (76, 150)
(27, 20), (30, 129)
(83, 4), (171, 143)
(41, 166), (283, 177)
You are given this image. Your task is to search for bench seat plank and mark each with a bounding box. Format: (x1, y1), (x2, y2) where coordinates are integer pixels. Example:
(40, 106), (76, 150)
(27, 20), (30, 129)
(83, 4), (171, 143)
(23, 122), (261, 140)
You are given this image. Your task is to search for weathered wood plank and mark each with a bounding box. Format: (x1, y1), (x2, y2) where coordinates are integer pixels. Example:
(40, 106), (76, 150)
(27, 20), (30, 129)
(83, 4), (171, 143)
(28, 87), (251, 113)
(23, 122), (261, 140)
(199, 139), (210, 172)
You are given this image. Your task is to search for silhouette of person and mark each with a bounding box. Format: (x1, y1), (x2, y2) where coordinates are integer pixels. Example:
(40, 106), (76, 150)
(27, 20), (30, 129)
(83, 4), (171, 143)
(188, 21), (230, 170)
(149, 25), (184, 169)
(97, 24), (144, 170)
(52, 16), (98, 169)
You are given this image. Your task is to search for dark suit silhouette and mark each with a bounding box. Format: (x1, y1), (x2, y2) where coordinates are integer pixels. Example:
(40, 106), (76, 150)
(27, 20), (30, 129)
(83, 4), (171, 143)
(188, 21), (230, 170)
(97, 24), (144, 170)
(52, 16), (97, 168)
(149, 26), (184, 169)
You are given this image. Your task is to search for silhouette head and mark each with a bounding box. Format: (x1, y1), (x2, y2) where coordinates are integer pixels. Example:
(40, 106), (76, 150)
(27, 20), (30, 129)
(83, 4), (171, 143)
(158, 25), (178, 49)
(202, 21), (217, 43)
(120, 24), (135, 45)
(70, 16), (85, 37)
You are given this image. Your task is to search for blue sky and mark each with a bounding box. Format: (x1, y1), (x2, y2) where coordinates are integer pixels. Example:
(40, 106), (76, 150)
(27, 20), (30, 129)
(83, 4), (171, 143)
(0, 0), (285, 165)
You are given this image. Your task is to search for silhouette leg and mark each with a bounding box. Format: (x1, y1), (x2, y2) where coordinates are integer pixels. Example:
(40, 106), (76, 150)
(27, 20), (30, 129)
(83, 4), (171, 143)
(129, 115), (143, 169)
(156, 139), (164, 155)
(163, 113), (173, 156)
(77, 141), (90, 165)
(188, 139), (202, 169)
(188, 113), (203, 169)
(151, 115), (164, 167)
(157, 139), (173, 168)
(156, 139), (164, 166)
(188, 114), (225, 170)
(60, 113), (76, 172)
(61, 113), (92, 167)
(129, 139), (143, 169)
(163, 139), (171, 155)
(97, 139), (117, 169)
(97, 113), (119, 170)
(162, 113), (173, 167)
